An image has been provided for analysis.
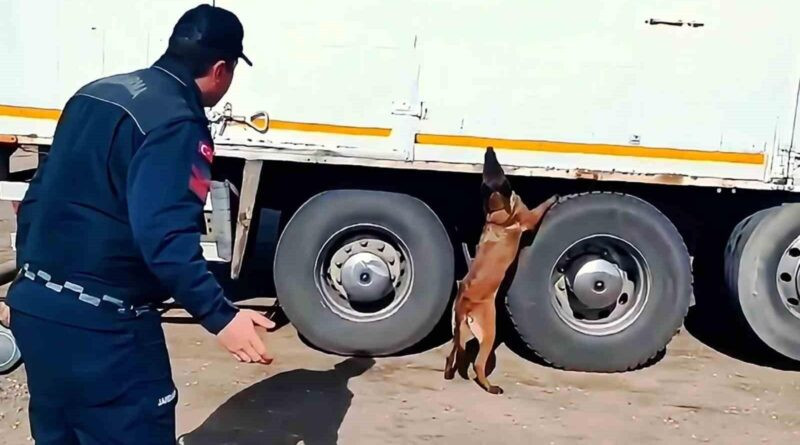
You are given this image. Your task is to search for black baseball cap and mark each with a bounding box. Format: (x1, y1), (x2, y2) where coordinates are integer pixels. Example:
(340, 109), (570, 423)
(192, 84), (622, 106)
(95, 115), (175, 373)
(168, 4), (252, 66)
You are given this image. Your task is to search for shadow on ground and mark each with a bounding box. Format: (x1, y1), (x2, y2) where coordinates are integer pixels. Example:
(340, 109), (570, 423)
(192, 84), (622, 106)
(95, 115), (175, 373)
(682, 226), (800, 372)
(178, 357), (375, 445)
(684, 286), (800, 372)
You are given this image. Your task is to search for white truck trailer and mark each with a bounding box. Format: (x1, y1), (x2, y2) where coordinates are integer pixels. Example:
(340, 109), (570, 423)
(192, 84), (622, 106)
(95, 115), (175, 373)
(2, 0), (800, 372)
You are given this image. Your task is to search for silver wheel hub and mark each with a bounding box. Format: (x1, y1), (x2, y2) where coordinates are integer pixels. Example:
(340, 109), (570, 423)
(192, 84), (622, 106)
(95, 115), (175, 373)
(550, 234), (649, 336)
(340, 252), (393, 303)
(775, 236), (800, 319)
(318, 227), (412, 323)
(567, 257), (625, 309)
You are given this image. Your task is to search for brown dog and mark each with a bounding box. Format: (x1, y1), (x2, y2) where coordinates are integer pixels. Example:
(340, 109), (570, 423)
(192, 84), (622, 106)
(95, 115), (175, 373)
(444, 147), (556, 394)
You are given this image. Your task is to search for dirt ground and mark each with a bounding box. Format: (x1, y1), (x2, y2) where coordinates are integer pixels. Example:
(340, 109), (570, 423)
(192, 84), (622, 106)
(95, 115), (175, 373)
(0, 153), (798, 444)
(0, 305), (798, 444)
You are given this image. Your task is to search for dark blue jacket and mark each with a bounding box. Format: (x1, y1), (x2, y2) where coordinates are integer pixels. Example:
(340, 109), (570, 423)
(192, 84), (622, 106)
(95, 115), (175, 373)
(8, 55), (238, 334)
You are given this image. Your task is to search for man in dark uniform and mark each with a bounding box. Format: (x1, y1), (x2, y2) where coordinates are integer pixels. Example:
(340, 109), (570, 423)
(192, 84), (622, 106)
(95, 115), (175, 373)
(6, 5), (274, 444)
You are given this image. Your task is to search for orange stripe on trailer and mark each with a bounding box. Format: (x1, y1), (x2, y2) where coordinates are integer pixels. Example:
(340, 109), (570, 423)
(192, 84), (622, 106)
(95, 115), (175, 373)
(269, 120), (391, 137)
(415, 133), (764, 165)
(0, 105), (61, 120)
(0, 104), (391, 138)
(0, 135), (18, 144)
(0, 104), (766, 164)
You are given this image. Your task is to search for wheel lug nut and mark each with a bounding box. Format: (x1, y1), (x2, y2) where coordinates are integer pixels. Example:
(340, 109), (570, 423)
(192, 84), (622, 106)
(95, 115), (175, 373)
(360, 240), (368, 247)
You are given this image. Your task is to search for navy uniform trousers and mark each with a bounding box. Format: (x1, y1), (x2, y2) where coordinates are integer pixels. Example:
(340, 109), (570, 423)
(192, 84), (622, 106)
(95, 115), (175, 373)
(10, 279), (177, 444)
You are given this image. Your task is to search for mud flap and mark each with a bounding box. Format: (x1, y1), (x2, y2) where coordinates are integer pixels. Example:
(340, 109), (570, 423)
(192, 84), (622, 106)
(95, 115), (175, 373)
(200, 180), (236, 262)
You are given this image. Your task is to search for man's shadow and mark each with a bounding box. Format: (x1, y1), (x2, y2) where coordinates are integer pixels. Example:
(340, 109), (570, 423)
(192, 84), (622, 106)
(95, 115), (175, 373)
(178, 358), (375, 445)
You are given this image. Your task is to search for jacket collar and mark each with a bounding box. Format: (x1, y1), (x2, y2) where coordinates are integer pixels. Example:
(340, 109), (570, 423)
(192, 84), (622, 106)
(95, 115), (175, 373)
(151, 55), (204, 111)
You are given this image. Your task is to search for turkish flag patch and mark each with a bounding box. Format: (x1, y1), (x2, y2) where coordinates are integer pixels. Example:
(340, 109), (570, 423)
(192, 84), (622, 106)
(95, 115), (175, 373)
(189, 165), (211, 201)
(198, 140), (214, 164)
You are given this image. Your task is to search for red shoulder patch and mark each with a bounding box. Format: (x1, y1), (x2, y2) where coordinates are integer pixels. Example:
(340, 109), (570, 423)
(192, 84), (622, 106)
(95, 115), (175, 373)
(189, 165), (211, 201)
(198, 140), (214, 164)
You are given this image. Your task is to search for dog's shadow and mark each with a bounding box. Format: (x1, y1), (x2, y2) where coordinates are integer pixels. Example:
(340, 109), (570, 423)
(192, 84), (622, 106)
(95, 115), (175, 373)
(178, 358), (375, 445)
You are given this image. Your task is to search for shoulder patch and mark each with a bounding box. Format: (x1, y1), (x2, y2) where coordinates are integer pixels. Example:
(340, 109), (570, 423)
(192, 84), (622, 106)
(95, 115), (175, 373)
(189, 165), (211, 202)
(199, 140), (214, 164)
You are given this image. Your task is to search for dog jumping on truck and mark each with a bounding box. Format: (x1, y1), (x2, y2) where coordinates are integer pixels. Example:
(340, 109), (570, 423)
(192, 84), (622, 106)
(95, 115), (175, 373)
(444, 147), (557, 394)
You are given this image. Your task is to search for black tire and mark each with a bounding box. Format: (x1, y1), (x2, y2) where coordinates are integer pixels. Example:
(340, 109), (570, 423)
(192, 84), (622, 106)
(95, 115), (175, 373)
(273, 189), (454, 356)
(0, 149), (10, 181)
(506, 192), (692, 371)
(0, 325), (21, 375)
(723, 207), (776, 306)
(725, 204), (800, 360)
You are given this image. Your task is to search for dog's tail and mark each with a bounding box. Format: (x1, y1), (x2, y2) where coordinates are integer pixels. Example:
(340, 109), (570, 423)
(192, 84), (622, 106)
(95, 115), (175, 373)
(482, 146), (512, 198)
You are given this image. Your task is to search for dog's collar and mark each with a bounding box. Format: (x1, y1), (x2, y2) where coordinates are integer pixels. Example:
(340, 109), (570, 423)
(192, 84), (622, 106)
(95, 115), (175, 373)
(486, 192), (521, 225)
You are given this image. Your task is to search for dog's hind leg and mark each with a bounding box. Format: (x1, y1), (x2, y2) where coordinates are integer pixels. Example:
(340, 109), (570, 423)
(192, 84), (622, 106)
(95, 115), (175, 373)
(445, 313), (471, 380)
(454, 315), (472, 380)
(445, 296), (468, 380)
(444, 313), (461, 380)
(469, 302), (503, 395)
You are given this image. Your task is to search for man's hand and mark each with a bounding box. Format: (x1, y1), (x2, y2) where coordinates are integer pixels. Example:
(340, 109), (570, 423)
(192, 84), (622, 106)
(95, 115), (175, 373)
(217, 309), (275, 364)
(0, 302), (10, 328)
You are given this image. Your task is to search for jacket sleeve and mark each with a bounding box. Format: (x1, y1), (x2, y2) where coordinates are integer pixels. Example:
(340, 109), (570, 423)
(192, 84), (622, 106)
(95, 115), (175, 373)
(126, 120), (238, 334)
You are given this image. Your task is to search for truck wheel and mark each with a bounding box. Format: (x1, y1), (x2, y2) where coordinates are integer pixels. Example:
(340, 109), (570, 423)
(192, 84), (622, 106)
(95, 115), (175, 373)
(0, 325), (21, 374)
(273, 189), (454, 355)
(724, 204), (800, 360)
(723, 207), (775, 307)
(506, 192), (692, 371)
